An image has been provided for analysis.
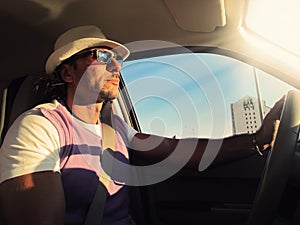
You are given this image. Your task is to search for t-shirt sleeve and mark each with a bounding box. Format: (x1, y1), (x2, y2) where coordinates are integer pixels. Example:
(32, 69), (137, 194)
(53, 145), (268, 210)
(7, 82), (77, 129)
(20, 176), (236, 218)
(0, 109), (60, 184)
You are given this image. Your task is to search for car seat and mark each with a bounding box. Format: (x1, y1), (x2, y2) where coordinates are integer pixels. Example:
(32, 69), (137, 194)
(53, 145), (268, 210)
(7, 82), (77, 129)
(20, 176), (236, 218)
(0, 74), (44, 145)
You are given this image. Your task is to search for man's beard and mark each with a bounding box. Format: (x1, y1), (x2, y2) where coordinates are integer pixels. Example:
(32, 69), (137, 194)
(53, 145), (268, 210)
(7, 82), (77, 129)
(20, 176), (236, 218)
(97, 89), (118, 102)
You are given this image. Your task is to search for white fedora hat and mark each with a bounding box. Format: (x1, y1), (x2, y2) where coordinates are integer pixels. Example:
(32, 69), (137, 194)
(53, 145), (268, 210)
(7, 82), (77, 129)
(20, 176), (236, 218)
(45, 25), (130, 74)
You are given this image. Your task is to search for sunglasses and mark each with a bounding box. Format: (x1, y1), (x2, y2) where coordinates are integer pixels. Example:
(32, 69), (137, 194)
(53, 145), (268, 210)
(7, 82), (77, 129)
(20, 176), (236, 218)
(67, 49), (123, 66)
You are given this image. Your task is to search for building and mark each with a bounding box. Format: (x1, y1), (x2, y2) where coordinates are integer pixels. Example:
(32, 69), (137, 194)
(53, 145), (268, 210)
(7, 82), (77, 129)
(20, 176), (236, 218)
(231, 96), (271, 135)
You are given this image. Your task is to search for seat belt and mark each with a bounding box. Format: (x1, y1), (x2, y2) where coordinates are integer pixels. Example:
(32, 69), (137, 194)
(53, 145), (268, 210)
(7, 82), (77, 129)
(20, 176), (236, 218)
(83, 183), (107, 225)
(84, 101), (116, 225)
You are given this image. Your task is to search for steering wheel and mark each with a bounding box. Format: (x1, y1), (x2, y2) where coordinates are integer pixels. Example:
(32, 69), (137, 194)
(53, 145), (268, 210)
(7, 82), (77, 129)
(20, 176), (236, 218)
(247, 90), (300, 225)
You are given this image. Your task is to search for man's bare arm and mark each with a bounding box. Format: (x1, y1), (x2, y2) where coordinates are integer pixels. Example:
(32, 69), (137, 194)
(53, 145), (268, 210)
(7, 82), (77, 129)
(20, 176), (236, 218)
(129, 96), (284, 169)
(0, 171), (65, 225)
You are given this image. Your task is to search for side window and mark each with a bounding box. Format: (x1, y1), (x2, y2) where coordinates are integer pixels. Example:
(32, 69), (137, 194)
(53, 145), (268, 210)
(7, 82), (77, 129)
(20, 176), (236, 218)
(121, 53), (296, 138)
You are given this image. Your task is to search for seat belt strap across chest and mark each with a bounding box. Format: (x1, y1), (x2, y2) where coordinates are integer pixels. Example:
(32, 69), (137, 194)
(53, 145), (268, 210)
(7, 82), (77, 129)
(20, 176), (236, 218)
(84, 101), (116, 225)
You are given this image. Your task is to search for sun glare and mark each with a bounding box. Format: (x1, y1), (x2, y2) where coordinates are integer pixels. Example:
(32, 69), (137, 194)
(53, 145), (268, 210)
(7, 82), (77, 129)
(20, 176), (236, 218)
(246, 0), (300, 56)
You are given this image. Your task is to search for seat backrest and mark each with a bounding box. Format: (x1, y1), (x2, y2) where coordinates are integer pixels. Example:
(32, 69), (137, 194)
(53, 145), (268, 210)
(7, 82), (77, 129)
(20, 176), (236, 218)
(1, 75), (43, 144)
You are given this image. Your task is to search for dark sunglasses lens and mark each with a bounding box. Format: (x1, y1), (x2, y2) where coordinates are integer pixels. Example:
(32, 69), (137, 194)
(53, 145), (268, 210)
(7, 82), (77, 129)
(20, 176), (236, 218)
(97, 51), (113, 63)
(116, 56), (123, 66)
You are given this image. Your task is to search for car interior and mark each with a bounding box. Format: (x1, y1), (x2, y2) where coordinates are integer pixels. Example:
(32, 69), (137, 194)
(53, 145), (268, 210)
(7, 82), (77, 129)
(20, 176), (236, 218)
(0, 0), (300, 225)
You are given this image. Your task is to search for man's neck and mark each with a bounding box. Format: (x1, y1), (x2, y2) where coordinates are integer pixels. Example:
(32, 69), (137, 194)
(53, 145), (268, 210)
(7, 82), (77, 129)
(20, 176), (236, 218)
(65, 98), (103, 124)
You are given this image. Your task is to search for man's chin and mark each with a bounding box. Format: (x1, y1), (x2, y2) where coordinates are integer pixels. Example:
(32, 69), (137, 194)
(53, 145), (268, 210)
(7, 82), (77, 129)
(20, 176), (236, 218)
(97, 92), (118, 102)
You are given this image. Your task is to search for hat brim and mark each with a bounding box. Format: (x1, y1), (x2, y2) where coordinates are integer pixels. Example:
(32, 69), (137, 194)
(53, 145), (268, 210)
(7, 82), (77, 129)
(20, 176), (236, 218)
(45, 38), (130, 74)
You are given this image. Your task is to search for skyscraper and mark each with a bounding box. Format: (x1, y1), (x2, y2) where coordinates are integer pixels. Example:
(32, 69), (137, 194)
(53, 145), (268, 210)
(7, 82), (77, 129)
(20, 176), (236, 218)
(231, 96), (271, 134)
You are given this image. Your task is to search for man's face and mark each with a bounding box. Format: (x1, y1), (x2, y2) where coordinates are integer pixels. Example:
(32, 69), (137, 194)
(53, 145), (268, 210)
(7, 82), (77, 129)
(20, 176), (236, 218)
(66, 47), (123, 104)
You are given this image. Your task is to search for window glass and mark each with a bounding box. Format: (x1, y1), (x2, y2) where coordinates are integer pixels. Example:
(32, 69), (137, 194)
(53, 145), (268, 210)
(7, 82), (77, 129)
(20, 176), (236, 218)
(256, 69), (296, 106)
(121, 53), (296, 138)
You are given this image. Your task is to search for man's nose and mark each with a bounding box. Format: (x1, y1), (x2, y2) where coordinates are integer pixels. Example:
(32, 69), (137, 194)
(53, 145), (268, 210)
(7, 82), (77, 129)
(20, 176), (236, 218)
(106, 58), (122, 72)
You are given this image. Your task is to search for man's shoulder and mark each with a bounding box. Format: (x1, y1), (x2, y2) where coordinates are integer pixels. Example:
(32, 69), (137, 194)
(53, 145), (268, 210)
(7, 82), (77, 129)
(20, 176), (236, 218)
(12, 100), (62, 126)
(34, 99), (61, 111)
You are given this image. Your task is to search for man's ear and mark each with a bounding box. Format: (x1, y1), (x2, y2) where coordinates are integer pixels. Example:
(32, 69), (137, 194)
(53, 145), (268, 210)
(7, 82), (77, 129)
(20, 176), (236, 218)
(60, 64), (73, 83)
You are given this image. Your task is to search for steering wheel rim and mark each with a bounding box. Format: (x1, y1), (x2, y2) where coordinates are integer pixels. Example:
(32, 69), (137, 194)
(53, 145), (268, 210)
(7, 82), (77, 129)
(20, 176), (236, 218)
(247, 90), (300, 225)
